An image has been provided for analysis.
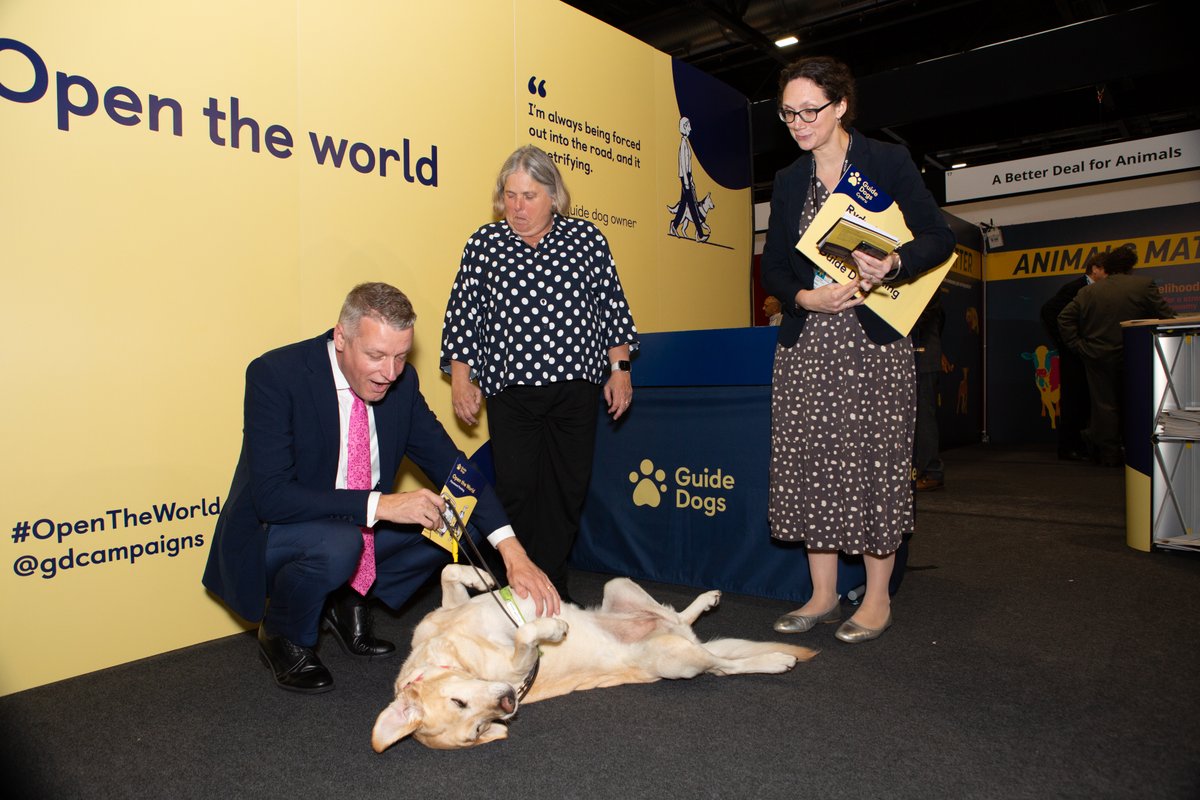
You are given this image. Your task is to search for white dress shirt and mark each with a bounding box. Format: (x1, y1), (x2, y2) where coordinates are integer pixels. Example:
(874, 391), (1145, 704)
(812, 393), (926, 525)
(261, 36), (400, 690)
(326, 340), (514, 545)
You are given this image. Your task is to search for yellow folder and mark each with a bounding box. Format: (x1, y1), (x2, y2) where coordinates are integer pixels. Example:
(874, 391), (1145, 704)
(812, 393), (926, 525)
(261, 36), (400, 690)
(796, 165), (955, 337)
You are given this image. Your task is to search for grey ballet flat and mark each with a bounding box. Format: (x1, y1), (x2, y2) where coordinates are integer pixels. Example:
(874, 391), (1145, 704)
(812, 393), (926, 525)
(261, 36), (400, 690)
(772, 602), (842, 633)
(834, 613), (893, 643)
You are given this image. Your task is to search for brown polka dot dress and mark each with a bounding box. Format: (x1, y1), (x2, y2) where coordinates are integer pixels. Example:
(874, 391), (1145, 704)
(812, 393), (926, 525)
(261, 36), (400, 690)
(768, 183), (915, 556)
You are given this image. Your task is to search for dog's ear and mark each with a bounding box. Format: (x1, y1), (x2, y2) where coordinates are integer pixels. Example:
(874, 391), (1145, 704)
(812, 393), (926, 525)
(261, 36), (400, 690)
(371, 690), (424, 753)
(476, 722), (510, 745)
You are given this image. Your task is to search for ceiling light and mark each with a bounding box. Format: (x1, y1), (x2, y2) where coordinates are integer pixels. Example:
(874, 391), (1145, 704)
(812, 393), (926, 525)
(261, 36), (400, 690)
(775, 36), (798, 47)
(951, 162), (967, 169)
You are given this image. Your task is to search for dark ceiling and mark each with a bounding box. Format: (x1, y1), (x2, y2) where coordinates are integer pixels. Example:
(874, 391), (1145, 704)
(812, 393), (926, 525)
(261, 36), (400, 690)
(560, 0), (1197, 204)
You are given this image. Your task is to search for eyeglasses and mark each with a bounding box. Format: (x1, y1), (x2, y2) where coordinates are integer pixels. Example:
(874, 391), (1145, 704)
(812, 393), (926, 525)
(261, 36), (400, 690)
(777, 100), (834, 124)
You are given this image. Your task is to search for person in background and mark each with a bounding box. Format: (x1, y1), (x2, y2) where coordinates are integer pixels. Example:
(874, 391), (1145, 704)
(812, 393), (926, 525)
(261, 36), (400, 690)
(1039, 252), (1106, 461)
(912, 292), (946, 491)
(763, 295), (783, 326)
(442, 145), (639, 603)
(761, 56), (955, 644)
(1057, 244), (1175, 467)
(203, 282), (558, 694)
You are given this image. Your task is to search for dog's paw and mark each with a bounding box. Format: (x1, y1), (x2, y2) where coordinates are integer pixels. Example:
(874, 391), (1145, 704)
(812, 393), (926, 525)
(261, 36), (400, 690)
(443, 563), (494, 590)
(537, 617), (569, 643)
(461, 568), (496, 592)
(697, 590), (721, 611)
(519, 617), (569, 646)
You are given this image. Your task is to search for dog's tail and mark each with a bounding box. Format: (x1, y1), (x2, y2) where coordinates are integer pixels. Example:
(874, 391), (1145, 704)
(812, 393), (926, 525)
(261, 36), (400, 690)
(704, 638), (817, 662)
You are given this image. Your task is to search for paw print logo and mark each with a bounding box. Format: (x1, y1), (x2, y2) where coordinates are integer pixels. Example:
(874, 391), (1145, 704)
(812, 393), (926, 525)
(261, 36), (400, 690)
(846, 171), (861, 186)
(629, 458), (668, 508)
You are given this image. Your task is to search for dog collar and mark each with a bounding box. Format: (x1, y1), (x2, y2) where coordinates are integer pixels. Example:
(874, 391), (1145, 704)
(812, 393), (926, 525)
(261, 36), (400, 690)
(516, 657), (539, 701)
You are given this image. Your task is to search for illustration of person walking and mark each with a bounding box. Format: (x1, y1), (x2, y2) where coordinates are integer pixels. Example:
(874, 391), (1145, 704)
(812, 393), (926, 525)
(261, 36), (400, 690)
(667, 117), (710, 243)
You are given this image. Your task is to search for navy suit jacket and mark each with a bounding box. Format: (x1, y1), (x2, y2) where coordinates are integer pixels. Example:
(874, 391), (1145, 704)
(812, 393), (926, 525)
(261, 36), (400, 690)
(1040, 275), (1089, 351)
(761, 130), (956, 346)
(202, 330), (507, 622)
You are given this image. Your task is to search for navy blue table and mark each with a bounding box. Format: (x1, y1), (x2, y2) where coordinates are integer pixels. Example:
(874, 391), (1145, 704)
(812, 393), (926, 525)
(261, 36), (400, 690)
(569, 326), (908, 604)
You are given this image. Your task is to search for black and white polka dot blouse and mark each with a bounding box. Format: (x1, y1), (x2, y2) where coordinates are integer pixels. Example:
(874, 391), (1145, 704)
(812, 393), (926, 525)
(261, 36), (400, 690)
(440, 215), (638, 398)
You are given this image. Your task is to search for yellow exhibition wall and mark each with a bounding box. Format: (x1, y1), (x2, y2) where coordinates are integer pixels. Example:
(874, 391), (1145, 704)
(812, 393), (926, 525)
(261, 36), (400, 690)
(515, 0), (751, 327)
(0, 0), (751, 695)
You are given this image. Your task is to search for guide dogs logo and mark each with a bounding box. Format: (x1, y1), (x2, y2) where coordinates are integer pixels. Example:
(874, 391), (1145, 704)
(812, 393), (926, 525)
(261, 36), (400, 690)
(629, 459), (668, 508)
(628, 458), (736, 517)
(852, 172), (880, 205)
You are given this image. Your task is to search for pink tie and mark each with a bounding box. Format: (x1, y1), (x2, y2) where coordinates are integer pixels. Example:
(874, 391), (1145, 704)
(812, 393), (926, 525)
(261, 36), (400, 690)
(347, 393), (376, 595)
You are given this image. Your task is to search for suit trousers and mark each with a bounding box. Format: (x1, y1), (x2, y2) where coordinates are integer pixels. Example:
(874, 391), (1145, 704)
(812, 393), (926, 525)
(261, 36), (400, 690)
(263, 519), (483, 645)
(1056, 350), (1090, 456)
(1081, 352), (1123, 463)
(487, 380), (600, 593)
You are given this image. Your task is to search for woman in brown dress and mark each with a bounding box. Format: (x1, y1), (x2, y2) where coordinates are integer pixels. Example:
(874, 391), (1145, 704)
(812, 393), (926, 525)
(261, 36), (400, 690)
(761, 57), (955, 642)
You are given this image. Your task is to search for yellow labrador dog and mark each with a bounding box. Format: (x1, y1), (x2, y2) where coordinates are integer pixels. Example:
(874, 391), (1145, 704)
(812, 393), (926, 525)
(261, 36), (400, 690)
(371, 564), (817, 751)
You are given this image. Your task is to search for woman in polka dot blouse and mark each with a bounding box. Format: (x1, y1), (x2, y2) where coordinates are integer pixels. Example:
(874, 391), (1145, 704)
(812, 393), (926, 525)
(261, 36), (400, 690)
(440, 145), (639, 603)
(761, 58), (955, 643)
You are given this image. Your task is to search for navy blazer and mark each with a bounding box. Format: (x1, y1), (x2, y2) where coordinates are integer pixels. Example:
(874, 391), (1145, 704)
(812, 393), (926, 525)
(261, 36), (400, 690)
(1040, 275), (1089, 350)
(202, 330), (507, 622)
(761, 130), (956, 346)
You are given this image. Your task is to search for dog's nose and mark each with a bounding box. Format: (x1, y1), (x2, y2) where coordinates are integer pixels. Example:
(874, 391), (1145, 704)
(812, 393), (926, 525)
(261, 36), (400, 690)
(498, 687), (517, 713)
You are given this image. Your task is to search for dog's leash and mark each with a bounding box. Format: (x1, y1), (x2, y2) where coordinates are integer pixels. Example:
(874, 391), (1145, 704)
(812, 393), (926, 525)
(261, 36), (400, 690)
(438, 499), (524, 628)
(439, 498), (541, 699)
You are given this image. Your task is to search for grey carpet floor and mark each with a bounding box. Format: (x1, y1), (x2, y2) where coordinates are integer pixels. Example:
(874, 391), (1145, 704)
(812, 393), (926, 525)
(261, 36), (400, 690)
(3, 444), (1198, 799)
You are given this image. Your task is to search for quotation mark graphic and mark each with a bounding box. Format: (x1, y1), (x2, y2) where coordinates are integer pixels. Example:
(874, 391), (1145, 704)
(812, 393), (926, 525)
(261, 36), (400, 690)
(629, 459), (668, 508)
(847, 171), (861, 186)
(527, 76), (547, 97)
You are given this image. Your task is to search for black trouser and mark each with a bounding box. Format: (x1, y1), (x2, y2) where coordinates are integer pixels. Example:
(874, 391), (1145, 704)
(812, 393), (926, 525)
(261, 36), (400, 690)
(1081, 352), (1123, 464)
(1056, 350), (1090, 456)
(487, 381), (600, 593)
(913, 369), (943, 480)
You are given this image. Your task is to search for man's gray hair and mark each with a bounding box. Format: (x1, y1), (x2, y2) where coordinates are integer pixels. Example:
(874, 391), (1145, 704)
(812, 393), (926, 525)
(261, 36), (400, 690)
(338, 282), (416, 335)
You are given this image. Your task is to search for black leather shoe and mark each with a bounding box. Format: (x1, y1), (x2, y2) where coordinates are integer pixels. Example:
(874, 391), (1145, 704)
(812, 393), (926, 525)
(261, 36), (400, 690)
(257, 626), (334, 694)
(321, 589), (395, 658)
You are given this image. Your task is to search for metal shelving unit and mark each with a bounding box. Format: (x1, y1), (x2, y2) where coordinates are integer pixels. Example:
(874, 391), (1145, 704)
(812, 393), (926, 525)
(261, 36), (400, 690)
(1150, 323), (1199, 552)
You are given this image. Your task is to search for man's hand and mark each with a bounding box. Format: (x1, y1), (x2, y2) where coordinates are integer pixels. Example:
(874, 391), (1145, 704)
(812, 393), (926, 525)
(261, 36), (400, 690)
(496, 539), (561, 618)
(375, 489), (446, 530)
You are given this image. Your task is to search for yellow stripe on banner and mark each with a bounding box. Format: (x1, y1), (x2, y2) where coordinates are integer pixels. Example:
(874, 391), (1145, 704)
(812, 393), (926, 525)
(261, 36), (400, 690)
(986, 231), (1200, 282)
(951, 246), (982, 280)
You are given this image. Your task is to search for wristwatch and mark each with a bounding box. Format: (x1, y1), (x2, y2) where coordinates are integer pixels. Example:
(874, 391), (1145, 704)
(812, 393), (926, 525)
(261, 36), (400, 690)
(610, 360), (631, 373)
